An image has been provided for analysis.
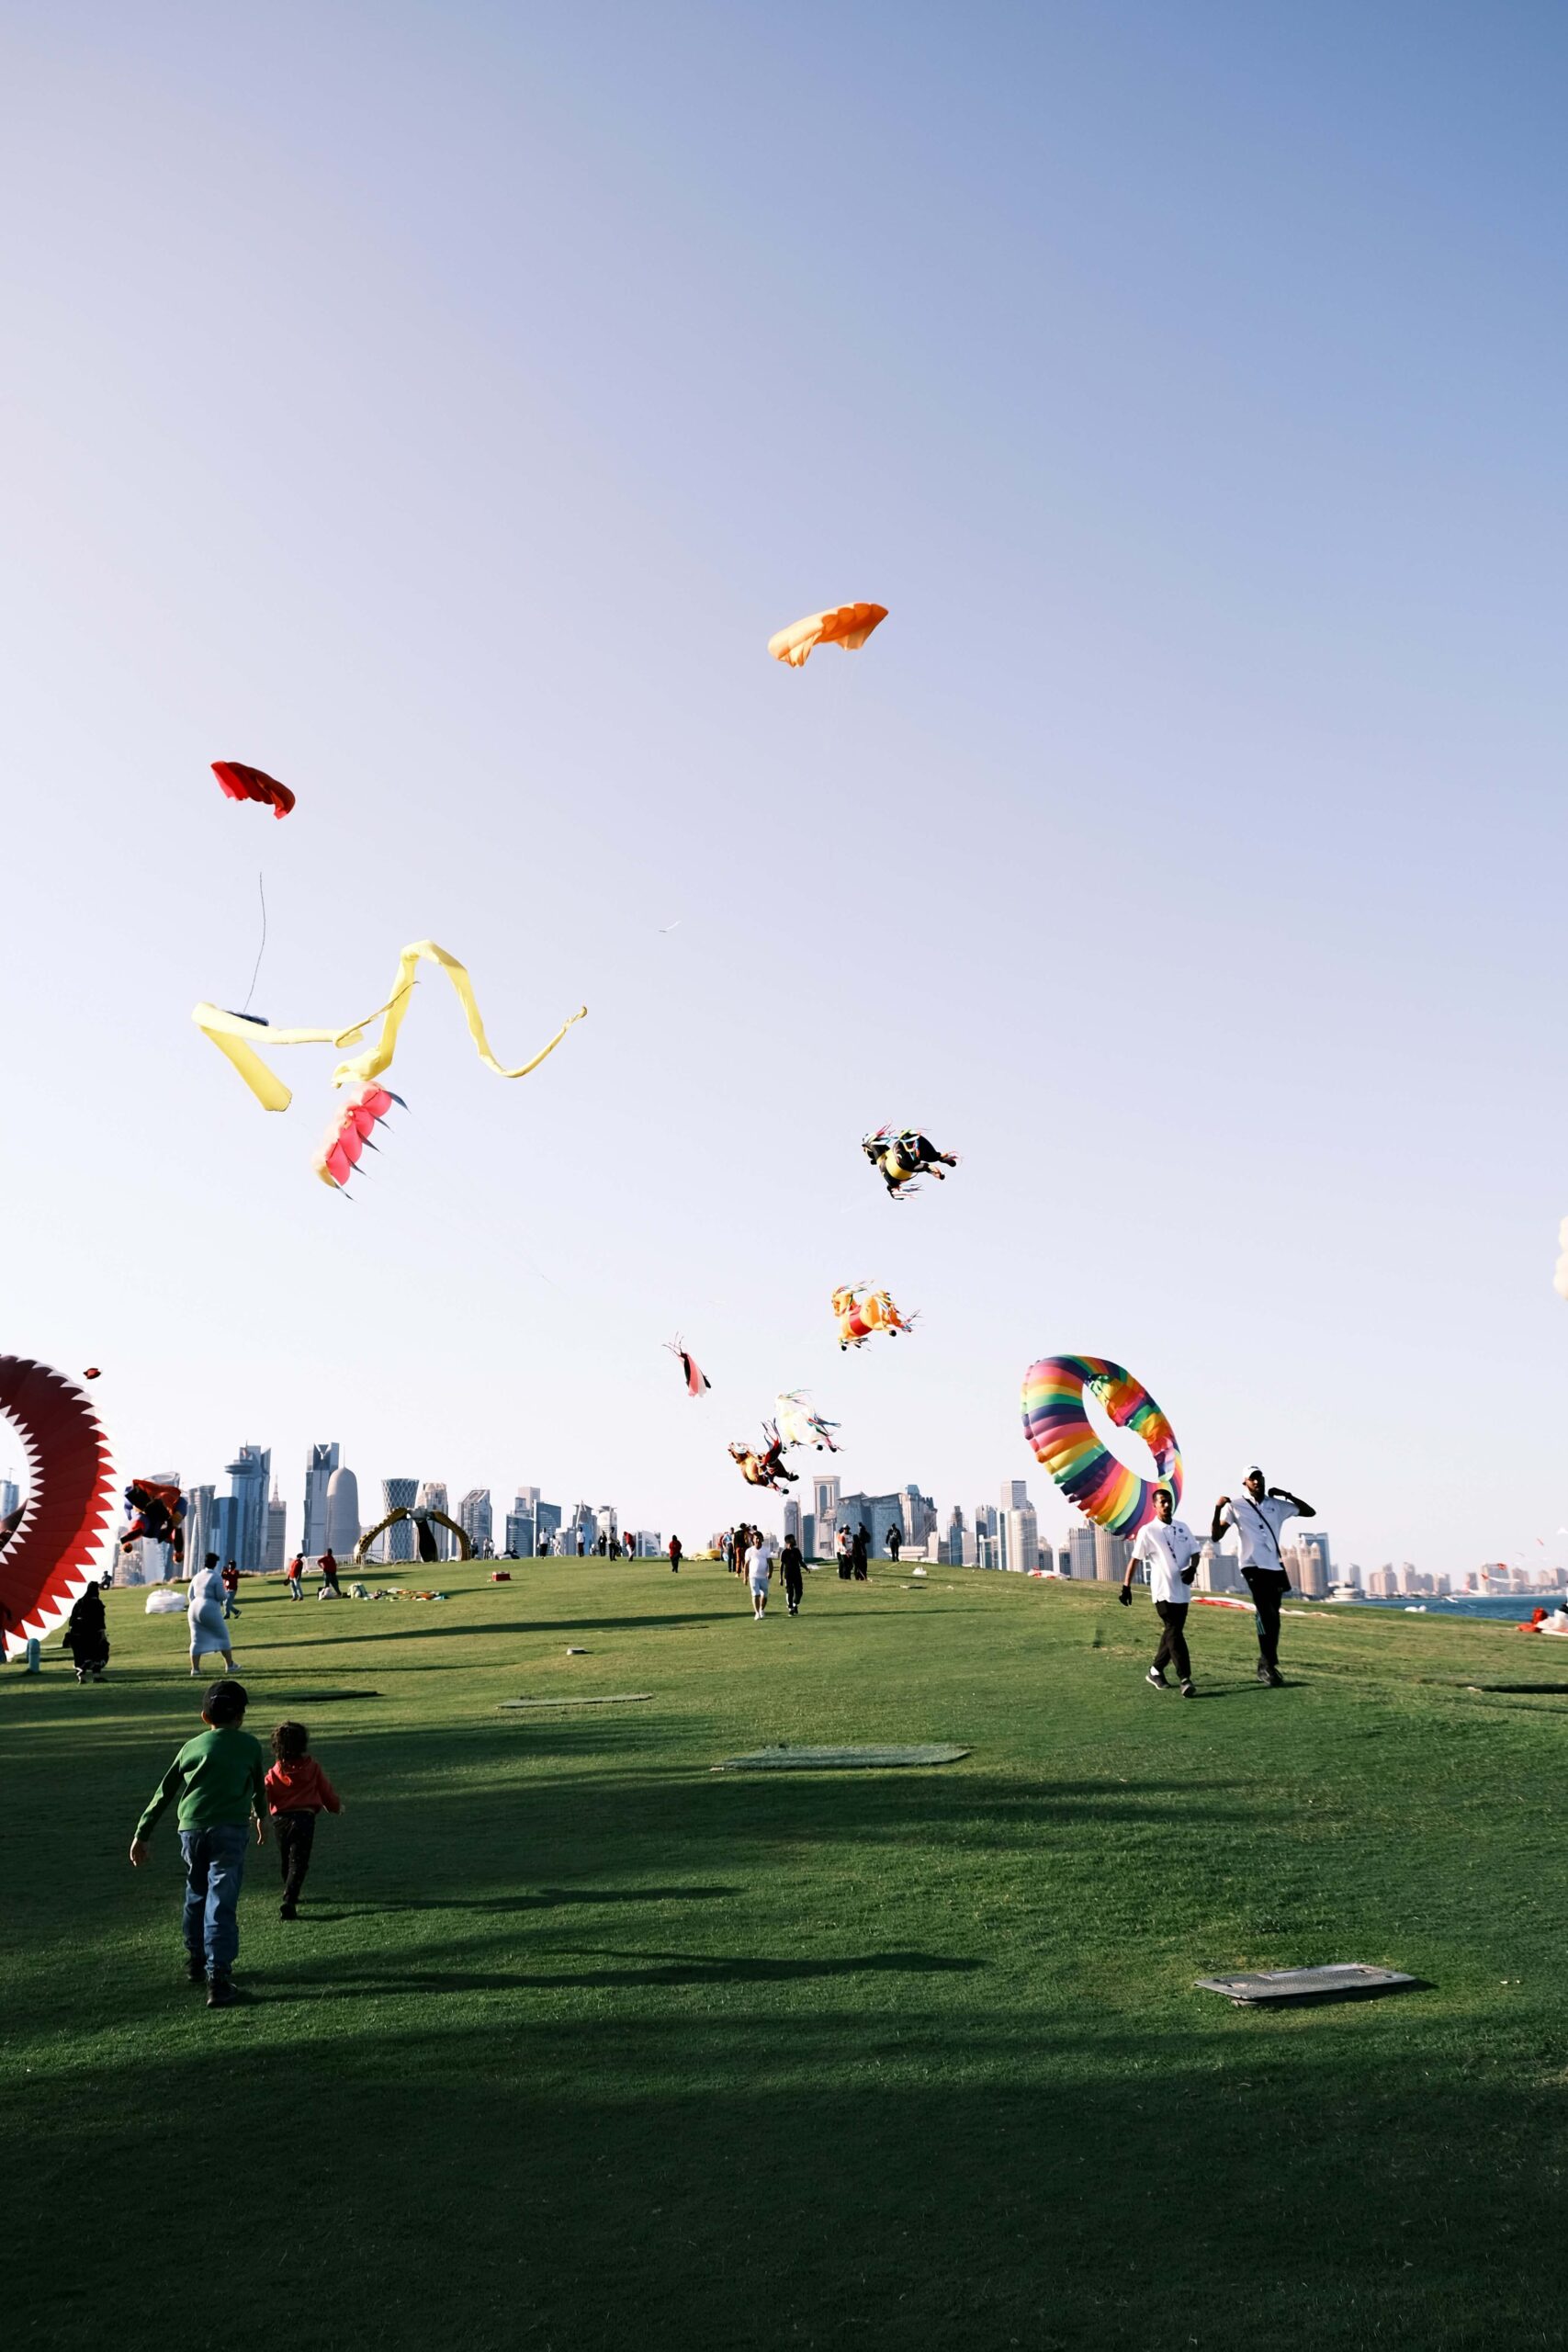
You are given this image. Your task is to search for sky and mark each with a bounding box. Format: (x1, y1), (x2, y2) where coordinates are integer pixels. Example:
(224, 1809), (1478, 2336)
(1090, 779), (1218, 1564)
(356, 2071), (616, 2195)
(3, 2), (1566, 1577)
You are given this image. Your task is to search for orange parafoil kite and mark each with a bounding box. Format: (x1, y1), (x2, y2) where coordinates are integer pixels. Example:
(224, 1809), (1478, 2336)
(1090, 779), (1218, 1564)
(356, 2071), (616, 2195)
(767, 604), (887, 669)
(212, 761), (295, 819)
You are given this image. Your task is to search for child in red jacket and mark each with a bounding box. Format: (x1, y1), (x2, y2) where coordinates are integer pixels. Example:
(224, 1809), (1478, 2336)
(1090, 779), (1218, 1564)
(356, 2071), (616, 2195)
(265, 1721), (344, 1920)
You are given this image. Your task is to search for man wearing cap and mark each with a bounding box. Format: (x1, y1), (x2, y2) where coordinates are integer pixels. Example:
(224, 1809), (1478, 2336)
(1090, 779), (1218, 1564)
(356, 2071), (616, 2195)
(1120, 1486), (1201, 1696)
(1212, 1466), (1315, 1687)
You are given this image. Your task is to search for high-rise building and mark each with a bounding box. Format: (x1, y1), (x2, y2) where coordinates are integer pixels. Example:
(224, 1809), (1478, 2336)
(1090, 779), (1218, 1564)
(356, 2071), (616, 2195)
(1194, 1541), (1241, 1594)
(595, 1506), (618, 1550)
(302, 1443), (339, 1556)
(802, 1512), (817, 1559)
(504, 1508), (535, 1556)
(1293, 1531), (1331, 1595)
(783, 1498), (801, 1544)
(223, 1444), (271, 1574)
(974, 1503), (999, 1569)
(1005, 1502), (1039, 1574)
(183, 1485), (215, 1581)
(635, 1531), (661, 1556)
(814, 1476), (840, 1553)
(378, 1478), (418, 1564)
(416, 1480), (453, 1558)
(900, 1485), (937, 1544)
(1067, 1524), (1098, 1580)
(837, 1491), (907, 1560)
(459, 1488), (493, 1555)
(536, 1501), (562, 1551)
(265, 1481), (288, 1574)
(211, 1494), (239, 1566)
(1093, 1527), (1128, 1584)
(325, 1464), (360, 1557)
(943, 1506), (966, 1567)
(0, 1477), (19, 1522)
(1000, 1479), (1029, 1512)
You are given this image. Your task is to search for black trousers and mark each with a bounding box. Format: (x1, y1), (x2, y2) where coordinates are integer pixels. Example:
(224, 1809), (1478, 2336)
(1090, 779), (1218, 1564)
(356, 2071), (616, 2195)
(276, 1810), (316, 1905)
(1153, 1600), (1190, 1680)
(1243, 1567), (1289, 1669)
(784, 1566), (803, 1609)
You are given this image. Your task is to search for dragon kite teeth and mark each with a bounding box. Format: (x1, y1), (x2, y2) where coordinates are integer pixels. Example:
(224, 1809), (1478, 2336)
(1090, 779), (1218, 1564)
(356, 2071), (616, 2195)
(0, 1358), (116, 1659)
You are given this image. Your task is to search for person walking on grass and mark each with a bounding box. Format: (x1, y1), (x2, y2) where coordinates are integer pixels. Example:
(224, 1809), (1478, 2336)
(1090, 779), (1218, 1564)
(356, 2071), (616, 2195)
(837, 1527), (852, 1580)
(1121, 1487), (1201, 1697)
(781, 1531), (805, 1615)
(749, 1528), (777, 1620)
(852, 1521), (870, 1582)
(187, 1553), (238, 1677)
(265, 1721), (344, 1920)
(668, 1534), (682, 1574)
(130, 1678), (268, 2007)
(886, 1522), (902, 1566)
(734, 1525), (752, 1593)
(220, 1560), (241, 1619)
(1212, 1465), (1315, 1688)
(287, 1552), (306, 1600)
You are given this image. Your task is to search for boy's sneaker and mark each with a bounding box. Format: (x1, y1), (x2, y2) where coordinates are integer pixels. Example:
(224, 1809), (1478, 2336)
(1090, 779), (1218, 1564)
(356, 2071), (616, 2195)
(1145, 1668), (1168, 1690)
(1257, 1662), (1275, 1685)
(279, 1902), (298, 1920)
(186, 1953), (207, 1984)
(206, 1975), (237, 2008)
(1179, 1679), (1197, 1699)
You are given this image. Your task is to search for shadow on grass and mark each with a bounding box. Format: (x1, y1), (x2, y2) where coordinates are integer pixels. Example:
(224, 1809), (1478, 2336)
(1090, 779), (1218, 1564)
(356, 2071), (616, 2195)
(3, 2009), (1558, 2352)
(257, 1947), (986, 1999)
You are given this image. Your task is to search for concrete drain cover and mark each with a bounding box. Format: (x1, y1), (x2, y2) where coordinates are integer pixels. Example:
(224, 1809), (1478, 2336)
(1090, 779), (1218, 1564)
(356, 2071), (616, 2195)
(714, 1743), (970, 1772)
(1195, 1963), (1416, 2007)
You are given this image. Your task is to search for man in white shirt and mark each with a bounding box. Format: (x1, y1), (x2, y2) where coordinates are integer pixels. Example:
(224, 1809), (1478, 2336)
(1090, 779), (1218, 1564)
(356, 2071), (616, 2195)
(1211, 1465), (1315, 1687)
(1121, 1488), (1201, 1696)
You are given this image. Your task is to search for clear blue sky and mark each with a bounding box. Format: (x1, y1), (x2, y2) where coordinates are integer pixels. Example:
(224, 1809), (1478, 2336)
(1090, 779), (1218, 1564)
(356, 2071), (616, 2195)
(4, 3), (1565, 1575)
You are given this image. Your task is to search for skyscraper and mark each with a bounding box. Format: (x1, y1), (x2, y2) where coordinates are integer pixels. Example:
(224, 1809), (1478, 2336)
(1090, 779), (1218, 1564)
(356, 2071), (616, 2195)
(944, 1505), (966, 1566)
(900, 1485), (937, 1544)
(416, 1480), (452, 1558)
(223, 1444), (271, 1574)
(783, 1497), (801, 1544)
(0, 1477), (19, 1522)
(459, 1488), (493, 1555)
(974, 1503), (999, 1569)
(1093, 1527), (1128, 1584)
(265, 1480), (287, 1574)
(814, 1475), (840, 1553)
(1067, 1524), (1098, 1579)
(536, 1500), (562, 1551)
(325, 1464), (360, 1557)
(1004, 1501), (1039, 1574)
(183, 1485), (215, 1580)
(302, 1442), (339, 1555)
(380, 1478), (418, 1563)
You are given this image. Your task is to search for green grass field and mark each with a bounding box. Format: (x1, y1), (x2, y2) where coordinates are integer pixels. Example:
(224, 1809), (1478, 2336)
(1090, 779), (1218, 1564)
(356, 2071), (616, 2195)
(4, 1559), (1564, 2350)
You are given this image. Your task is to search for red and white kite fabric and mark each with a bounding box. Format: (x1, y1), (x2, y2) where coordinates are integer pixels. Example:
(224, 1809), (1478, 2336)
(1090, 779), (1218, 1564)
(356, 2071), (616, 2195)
(0, 1358), (116, 1658)
(212, 760), (296, 819)
(766, 603), (887, 668)
(665, 1338), (711, 1397)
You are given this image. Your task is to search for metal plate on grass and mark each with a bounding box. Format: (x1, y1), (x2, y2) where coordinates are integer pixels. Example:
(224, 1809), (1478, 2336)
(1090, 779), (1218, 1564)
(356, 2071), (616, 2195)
(713, 1743), (971, 1772)
(499, 1693), (652, 1710)
(1195, 1963), (1416, 2007)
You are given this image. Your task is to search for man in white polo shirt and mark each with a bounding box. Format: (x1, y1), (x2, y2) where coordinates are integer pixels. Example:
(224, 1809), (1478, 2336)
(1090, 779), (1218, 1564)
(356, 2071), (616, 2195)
(1120, 1487), (1201, 1696)
(1211, 1465), (1315, 1687)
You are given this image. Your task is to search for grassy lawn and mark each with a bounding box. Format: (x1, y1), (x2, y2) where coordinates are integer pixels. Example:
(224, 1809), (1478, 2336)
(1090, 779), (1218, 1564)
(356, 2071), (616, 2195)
(3, 1558), (1563, 2350)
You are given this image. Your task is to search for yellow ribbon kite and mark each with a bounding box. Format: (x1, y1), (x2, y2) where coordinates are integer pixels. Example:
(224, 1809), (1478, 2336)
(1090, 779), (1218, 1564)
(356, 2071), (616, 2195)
(194, 940), (587, 1114)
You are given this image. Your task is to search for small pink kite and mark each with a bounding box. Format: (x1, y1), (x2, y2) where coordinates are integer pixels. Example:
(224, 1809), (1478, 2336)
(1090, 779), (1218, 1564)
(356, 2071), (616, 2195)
(212, 760), (296, 819)
(313, 1084), (403, 1193)
(665, 1338), (711, 1397)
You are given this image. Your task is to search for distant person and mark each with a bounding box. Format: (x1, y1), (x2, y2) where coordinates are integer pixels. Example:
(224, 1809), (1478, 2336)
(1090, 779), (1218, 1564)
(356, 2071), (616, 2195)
(668, 1535), (682, 1574)
(886, 1524), (902, 1565)
(1122, 1487), (1201, 1697)
(265, 1720), (344, 1920)
(837, 1528), (852, 1581)
(101, 1558), (116, 1590)
(781, 1532), (805, 1615)
(187, 1554), (237, 1677)
(318, 1550), (342, 1599)
(1543, 1604), (1568, 1636)
(538, 1532), (551, 1556)
(63, 1579), (110, 1683)
(623, 1531), (636, 1559)
(286, 1553), (306, 1601)
(852, 1522), (870, 1582)
(1212, 1466), (1314, 1687)
(129, 1676), (268, 2007)
(220, 1561), (241, 1619)
(749, 1528), (777, 1620)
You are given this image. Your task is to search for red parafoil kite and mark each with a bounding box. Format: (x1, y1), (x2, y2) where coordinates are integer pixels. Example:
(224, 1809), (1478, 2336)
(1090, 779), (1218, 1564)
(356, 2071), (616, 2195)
(665, 1337), (711, 1397)
(212, 761), (295, 820)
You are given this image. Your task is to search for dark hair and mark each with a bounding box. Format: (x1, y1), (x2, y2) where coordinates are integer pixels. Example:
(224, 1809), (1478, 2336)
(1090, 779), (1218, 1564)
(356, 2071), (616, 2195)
(203, 1679), (248, 1724)
(205, 1552), (220, 1570)
(271, 1720), (309, 1761)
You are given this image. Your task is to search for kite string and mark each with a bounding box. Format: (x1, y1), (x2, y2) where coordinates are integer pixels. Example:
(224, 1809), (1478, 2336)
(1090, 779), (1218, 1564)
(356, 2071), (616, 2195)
(241, 871), (267, 1015)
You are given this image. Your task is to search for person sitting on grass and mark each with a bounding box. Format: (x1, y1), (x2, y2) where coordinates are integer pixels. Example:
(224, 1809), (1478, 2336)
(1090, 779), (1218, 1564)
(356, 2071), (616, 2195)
(62, 1579), (110, 1682)
(129, 1678), (268, 2008)
(1122, 1486), (1201, 1697)
(265, 1721), (344, 1920)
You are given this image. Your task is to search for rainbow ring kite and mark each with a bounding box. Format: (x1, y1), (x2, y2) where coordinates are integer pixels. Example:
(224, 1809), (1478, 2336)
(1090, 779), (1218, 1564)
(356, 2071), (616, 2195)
(1021, 1354), (1182, 1538)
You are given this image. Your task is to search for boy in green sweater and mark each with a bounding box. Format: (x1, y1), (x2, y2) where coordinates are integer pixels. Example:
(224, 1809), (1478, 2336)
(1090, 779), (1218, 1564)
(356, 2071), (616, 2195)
(130, 1679), (268, 2007)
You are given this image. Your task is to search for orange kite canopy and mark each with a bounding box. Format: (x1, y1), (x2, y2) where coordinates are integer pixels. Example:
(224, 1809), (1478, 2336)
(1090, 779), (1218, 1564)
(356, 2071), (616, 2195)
(212, 760), (296, 819)
(767, 603), (887, 669)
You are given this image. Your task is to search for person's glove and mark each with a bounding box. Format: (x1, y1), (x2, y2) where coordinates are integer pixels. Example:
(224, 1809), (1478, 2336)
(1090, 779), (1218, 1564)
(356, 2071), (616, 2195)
(1181, 1566), (1197, 1585)
(1117, 1584), (1133, 1607)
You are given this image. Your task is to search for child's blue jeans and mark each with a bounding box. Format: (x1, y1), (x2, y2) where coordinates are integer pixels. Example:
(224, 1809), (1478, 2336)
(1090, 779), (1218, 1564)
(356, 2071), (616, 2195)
(179, 1823), (249, 1976)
